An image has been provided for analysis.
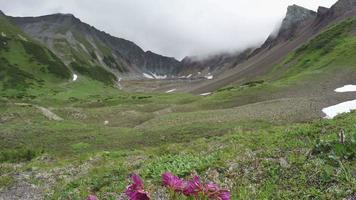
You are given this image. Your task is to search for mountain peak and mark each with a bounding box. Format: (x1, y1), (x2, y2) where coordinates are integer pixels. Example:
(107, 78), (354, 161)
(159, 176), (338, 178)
(275, 4), (316, 39)
(282, 5), (316, 31)
(317, 6), (329, 16)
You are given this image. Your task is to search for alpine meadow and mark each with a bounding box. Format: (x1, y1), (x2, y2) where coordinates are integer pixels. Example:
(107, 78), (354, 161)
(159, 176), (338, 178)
(0, 1), (356, 199)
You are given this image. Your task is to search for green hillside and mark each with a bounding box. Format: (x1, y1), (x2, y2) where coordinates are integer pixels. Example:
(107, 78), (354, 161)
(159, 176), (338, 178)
(0, 9), (356, 200)
(0, 14), (72, 99)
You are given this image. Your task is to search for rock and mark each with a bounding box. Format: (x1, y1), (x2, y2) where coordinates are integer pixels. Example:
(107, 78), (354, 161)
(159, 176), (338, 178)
(317, 6), (329, 16)
(279, 158), (290, 168)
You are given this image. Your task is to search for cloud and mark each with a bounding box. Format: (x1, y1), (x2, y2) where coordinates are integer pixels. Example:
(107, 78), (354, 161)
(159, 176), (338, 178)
(0, 0), (337, 59)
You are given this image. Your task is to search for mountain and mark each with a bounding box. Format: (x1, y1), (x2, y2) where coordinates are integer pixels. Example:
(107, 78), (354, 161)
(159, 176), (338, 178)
(0, 13), (72, 98)
(1, 1), (356, 199)
(178, 5), (318, 84)
(189, 0), (356, 94)
(9, 13), (182, 82)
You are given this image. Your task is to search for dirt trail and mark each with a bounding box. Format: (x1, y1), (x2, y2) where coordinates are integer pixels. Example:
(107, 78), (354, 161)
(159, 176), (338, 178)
(14, 103), (63, 121)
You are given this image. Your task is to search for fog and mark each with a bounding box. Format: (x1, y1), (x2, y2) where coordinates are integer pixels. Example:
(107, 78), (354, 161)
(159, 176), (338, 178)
(0, 0), (337, 59)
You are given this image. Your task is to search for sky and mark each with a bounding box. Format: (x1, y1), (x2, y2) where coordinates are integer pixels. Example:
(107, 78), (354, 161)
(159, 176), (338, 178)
(0, 0), (337, 60)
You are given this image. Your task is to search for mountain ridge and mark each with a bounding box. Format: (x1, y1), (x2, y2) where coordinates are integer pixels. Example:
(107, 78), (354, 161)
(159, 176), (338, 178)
(8, 12), (183, 81)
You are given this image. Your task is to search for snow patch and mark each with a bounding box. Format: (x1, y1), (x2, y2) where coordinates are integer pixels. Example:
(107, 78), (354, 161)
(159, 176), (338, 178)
(335, 85), (356, 92)
(143, 72), (167, 79)
(72, 74), (78, 81)
(152, 73), (167, 79)
(204, 73), (213, 80)
(322, 99), (356, 119)
(205, 75), (214, 80)
(1, 32), (6, 37)
(17, 34), (28, 42)
(166, 89), (176, 93)
(200, 92), (212, 96)
(143, 73), (154, 79)
(186, 74), (192, 78)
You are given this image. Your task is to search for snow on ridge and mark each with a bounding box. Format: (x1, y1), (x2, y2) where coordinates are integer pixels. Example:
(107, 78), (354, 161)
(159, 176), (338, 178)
(335, 85), (356, 92)
(322, 99), (356, 119)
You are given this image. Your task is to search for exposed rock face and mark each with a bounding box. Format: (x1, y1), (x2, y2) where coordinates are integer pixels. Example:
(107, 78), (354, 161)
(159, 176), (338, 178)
(315, 0), (356, 27)
(317, 6), (329, 17)
(260, 5), (316, 50)
(190, 0), (356, 94)
(10, 14), (181, 79)
(279, 5), (317, 37)
(330, 0), (356, 16)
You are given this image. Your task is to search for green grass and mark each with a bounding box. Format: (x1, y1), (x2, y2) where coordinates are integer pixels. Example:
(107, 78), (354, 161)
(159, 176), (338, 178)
(2, 110), (354, 199)
(1, 14), (356, 200)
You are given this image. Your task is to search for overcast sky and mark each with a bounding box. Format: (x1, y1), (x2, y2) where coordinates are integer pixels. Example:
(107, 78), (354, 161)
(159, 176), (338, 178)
(1, 0), (337, 59)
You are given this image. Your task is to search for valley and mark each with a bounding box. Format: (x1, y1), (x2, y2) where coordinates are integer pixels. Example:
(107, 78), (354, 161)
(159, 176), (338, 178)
(0, 0), (356, 199)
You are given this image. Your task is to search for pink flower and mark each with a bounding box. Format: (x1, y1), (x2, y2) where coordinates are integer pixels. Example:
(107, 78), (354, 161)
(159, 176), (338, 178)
(125, 174), (151, 200)
(183, 177), (231, 200)
(216, 190), (231, 200)
(87, 195), (98, 200)
(205, 182), (220, 193)
(204, 183), (231, 200)
(183, 176), (204, 196)
(162, 172), (186, 192)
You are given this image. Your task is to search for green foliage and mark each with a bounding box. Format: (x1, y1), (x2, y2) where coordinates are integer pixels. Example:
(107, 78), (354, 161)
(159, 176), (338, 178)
(51, 162), (128, 200)
(0, 176), (15, 189)
(72, 142), (90, 152)
(0, 148), (42, 163)
(312, 134), (356, 161)
(296, 19), (356, 55)
(142, 153), (220, 180)
(70, 61), (116, 85)
(20, 40), (71, 79)
(0, 57), (39, 92)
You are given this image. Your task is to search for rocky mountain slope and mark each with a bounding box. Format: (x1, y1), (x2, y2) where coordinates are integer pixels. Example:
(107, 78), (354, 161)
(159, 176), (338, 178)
(9, 13), (182, 82)
(189, 0), (356, 94)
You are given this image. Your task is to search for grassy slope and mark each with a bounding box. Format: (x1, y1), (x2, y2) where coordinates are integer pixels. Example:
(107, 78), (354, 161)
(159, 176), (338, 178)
(0, 15), (73, 99)
(0, 18), (355, 200)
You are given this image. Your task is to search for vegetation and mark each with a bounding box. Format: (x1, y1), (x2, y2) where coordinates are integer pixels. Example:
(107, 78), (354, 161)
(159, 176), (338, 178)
(0, 11), (356, 200)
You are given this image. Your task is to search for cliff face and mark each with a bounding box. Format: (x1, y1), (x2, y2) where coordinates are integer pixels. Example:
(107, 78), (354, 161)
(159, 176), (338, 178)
(10, 14), (182, 79)
(259, 5), (317, 51)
